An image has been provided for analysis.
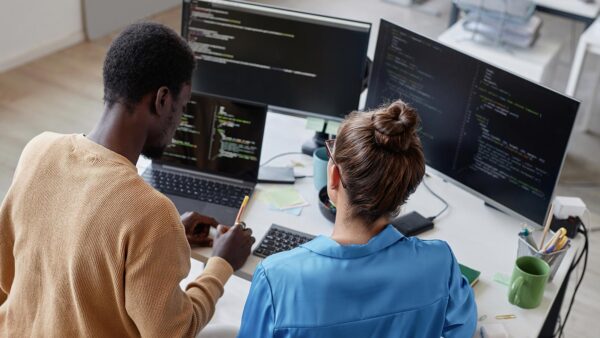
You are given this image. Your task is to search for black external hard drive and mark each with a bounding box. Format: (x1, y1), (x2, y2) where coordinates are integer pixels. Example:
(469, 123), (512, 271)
(391, 211), (434, 237)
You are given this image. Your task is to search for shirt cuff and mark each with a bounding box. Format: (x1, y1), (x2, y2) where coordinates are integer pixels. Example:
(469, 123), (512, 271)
(201, 256), (234, 285)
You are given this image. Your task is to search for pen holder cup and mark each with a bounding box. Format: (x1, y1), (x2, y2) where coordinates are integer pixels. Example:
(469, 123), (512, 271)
(517, 231), (569, 281)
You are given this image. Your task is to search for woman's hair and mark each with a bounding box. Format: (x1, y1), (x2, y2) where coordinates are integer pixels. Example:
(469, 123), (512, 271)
(333, 99), (425, 224)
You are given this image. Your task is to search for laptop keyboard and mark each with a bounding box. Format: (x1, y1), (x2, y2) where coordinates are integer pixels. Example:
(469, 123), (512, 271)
(253, 224), (315, 258)
(142, 169), (251, 208)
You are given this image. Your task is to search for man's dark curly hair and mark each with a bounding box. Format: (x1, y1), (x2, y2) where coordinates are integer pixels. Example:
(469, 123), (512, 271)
(103, 22), (195, 109)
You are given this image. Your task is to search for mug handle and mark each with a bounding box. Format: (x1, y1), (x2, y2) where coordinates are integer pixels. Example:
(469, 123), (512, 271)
(509, 277), (524, 306)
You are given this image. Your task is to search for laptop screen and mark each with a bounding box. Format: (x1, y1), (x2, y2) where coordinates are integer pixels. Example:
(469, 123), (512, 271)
(157, 92), (267, 183)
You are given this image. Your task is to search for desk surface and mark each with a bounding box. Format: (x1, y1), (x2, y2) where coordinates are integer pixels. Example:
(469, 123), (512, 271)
(450, 0), (599, 28)
(536, 0), (600, 19)
(138, 112), (580, 338)
(438, 19), (562, 85)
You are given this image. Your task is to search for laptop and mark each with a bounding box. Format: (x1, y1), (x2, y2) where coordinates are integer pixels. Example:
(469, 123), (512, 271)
(142, 92), (268, 225)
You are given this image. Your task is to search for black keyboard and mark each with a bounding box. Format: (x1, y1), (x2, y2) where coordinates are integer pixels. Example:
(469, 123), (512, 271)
(254, 224), (315, 258)
(142, 169), (251, 208)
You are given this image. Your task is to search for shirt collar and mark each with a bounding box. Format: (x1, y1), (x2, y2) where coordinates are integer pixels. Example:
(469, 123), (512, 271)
(72, 134), (136, 170)
(301, 224), (405, 259)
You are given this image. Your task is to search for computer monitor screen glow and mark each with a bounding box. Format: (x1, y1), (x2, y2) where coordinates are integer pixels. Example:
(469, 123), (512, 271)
(182, 0), (371, 119)
(366, 19), (579, 226)
(158, 93), (267, 183)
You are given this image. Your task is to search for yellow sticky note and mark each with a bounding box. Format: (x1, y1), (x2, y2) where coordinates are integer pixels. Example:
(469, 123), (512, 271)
(265, 187), (306, 210)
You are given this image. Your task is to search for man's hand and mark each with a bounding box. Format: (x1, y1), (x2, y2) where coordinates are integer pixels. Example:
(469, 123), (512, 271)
(212, 223), (255, 271)
(181, 212), (218, 247)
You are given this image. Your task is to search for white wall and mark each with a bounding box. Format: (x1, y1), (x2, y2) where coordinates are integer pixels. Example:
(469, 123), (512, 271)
(84, 0), (180, 40)
(0, 0), (84, 73)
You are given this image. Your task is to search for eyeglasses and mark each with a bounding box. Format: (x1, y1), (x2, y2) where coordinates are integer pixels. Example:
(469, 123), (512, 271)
(324, 139), (347, 189)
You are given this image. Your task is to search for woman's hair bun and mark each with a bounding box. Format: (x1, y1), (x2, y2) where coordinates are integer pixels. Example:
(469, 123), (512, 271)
(372, 100), (419, 151)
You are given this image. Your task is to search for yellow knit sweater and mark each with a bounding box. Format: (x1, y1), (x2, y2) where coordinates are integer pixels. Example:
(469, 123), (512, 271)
(0, 133), (233, 337)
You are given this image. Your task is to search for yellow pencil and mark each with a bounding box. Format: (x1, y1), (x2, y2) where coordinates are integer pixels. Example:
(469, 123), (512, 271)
(538, 203), (555, 249)
(235, 195), (250, 225)
(554, 236), (569, 252)
(542, 227), (566, 253)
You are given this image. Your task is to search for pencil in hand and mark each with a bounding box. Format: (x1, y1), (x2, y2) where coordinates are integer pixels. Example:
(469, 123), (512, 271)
(235, 195), (250, 226)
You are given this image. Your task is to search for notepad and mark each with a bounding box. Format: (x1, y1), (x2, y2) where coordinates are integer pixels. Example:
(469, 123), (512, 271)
(459, 263), (481, 287)
(264, 187), (308, 210)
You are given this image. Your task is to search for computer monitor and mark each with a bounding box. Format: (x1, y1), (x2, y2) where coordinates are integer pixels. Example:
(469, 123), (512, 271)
(160, 92), (267, 182)
(181, 0), (371, 120)
(366, 19), (579, 226)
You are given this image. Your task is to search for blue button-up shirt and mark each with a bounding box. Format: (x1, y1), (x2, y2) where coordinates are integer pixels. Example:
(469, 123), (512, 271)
(238, 224), (477, 338)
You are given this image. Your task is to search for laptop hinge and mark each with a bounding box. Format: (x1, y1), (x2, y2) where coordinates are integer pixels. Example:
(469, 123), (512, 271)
(156, 164), (254, 187)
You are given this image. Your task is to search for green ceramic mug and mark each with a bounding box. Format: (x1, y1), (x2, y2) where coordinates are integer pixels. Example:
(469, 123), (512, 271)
(508, 256), (550, 309)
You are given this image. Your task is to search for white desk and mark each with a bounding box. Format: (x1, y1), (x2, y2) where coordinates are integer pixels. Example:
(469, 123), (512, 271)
(138, 112), (581, 338)
(535, 0), (600, 23)
(450, 0), (600, 28)
(438, 19), (563, 85)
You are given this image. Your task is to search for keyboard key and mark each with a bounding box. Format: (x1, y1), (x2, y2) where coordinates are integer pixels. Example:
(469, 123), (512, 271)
(253, 224), (315, 258)
(142, 169), (252, 208)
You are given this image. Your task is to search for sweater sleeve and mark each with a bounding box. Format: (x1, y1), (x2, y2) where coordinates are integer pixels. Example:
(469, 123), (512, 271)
(237, 263), (276, 338)
(0, 135), (41, 306)
(124, 228), (233, 338)
(0, 194), (14, 306)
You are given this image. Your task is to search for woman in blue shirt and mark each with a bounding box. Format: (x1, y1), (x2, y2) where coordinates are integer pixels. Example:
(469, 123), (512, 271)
(238, 100), (477, 338)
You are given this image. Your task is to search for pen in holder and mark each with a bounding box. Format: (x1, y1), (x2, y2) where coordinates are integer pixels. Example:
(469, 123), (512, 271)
(517, 230), (570, 281)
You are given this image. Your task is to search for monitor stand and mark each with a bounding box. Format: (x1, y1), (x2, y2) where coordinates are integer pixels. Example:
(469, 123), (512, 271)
(300, 57), (371, 156)
(301, 131), (329, 156)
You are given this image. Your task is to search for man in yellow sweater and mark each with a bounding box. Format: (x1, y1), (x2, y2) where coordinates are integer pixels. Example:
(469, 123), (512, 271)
(0, 22), (254, 337)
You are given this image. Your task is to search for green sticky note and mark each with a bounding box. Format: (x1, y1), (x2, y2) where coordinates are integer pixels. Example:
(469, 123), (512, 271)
(266, 187), (306, 210)
(306, 117), (325, 132)
(325, 121), (341, 136)
(493, 272), (511, 286)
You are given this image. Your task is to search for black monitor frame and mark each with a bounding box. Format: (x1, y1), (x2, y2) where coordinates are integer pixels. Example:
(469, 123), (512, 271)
(367, 19), (579, 227)
(181, 0), (371, 122)
(155, 91), (268, 183)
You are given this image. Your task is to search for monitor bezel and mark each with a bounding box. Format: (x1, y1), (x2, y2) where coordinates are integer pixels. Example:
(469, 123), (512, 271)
(182, 0), (371, 121)
(372, 19), (580, 227)
(153, 91), (269, 184)
(200, 0), (372, 32)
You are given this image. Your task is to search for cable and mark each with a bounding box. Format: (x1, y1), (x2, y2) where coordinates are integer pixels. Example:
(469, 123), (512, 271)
(558, 222), (587, 337)
(260, 152), (306, 167)
(556, 212), (590, 337)
(422, 179), (449, 220)
(553, 315), (563, 338)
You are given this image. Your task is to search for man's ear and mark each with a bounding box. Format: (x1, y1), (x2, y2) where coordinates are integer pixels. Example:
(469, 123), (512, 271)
(154, 86), (172, 116)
